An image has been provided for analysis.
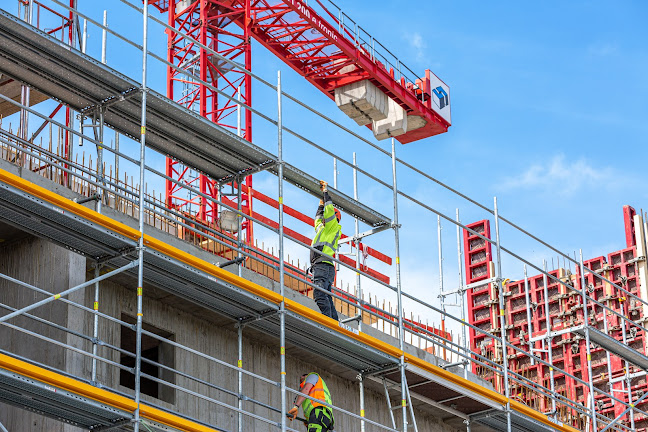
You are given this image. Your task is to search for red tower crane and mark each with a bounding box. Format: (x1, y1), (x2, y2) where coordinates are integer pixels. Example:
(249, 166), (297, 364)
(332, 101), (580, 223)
(151, 0), (451, 242)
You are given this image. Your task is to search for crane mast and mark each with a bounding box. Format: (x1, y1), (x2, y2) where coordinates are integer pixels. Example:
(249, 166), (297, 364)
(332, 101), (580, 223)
(152, 0), (451, 239)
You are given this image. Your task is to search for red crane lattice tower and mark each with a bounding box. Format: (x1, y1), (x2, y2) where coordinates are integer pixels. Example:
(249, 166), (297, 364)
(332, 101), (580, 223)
(152, 0), (451, 243)
(152, 0), (255, 242)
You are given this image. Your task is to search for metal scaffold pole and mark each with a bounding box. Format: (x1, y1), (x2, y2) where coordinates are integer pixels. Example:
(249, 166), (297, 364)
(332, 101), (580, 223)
(237, 175), (243, 278)
(391, 138), (407, 432)
(354, 154), (365, 432)
(238, 321), (244, 432)
(353, 152), (362, 332)
(542, 260), (556, 416)
(455, 209), (468, 377)
(493, 197), (512, 432)
(236, 88), (244, 278)
(580, 249), (598, 432)
(91, 9), (109, 386)
(277, 70), (287, 432)
(438, 215), (446, 361)
(523, 265), (534, 365)
(621, 320), (635, 430)
(133, 3), (149, 430)
(358, 371), (366, 432)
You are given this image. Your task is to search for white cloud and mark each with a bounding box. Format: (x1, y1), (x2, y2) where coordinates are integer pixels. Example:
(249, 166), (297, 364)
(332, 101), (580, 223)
(499, 154), (628, 196)
(405, 32), (428, 63)
(587, 42), (618, 57)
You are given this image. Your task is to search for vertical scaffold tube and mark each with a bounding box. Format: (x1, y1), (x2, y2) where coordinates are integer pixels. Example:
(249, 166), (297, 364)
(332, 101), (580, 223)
(277, 70), (287, 432)
(237, 179), (243, 277)
(438, 215), (446, 361)
(621, 320), (635, 430)
(359, 372), (365, 432)
(236, 88), (243, 278)
(102, 11), (107, 64)
(28, 0), (34, 25)
(333, 158), (338, 189)
(91, 264), (100, 384)
(580, 250), (598, 432)
(238, 322), (244, 432)
(455, 209), (467, 376)
(542, 260), (556, 415)
(353, 152), (362, 332)
(523, 265), (534, 365)
(391, 138), (407, 432)
(133, 3), (149, 431)
(91, 88), (106, 386)
(493, 197), (511, 432)
(354, 153), (365, 432)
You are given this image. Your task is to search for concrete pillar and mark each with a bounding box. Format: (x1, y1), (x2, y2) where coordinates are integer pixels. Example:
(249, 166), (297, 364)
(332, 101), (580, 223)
(0, 235), (86, 431)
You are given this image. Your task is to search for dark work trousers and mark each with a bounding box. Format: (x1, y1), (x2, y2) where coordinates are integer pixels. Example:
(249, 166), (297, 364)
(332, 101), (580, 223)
(312, 262), (339, 321)
(307, 406), (334, 432)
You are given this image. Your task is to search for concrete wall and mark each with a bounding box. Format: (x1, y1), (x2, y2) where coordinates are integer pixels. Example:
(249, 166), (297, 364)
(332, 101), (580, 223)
(0, 234), (460, 432)
(0, 236), (85, 432)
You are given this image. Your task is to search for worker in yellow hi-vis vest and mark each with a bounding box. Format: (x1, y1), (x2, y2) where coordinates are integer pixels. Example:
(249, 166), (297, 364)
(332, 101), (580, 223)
(309, 180), (341, 321)
(288, 372), (335, 432)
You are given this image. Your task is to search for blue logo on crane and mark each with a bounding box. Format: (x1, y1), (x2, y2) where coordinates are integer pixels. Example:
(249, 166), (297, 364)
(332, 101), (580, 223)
(432, 86), (449, 110)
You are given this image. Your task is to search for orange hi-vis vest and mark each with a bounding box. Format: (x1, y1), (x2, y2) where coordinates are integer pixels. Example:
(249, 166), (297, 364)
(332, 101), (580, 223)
(300, 373), (333, 421)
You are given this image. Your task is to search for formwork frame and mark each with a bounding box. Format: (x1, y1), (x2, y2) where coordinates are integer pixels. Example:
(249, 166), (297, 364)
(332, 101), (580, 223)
(1, 2), (648, 432)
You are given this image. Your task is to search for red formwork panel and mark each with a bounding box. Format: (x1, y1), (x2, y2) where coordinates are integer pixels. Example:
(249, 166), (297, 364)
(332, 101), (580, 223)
(465, 207), (648, 430)
(624, 205), (637, 248)
(505, 279), (534, 343)
(463, 220), (496, 374)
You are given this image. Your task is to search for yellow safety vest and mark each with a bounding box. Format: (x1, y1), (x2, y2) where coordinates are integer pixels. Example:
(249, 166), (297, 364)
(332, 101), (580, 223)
(310, 194), (341, 266)
(300, 372), (333, 420)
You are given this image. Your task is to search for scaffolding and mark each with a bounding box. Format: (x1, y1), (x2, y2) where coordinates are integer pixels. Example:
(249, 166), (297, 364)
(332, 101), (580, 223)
(0, 2), (646, 432)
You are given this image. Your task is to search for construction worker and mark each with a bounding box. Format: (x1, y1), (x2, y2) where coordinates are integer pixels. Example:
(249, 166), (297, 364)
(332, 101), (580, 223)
(288, 372), (335, 432)
(310, 180), (341, 321)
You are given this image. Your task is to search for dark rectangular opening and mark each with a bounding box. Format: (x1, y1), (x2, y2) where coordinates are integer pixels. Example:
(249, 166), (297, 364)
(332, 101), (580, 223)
(120, 314), (175, 404)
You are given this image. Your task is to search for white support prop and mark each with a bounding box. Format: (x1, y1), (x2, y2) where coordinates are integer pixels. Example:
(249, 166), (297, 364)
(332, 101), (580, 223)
(634, 213), (648, 322)
(334, 80), (388, 126)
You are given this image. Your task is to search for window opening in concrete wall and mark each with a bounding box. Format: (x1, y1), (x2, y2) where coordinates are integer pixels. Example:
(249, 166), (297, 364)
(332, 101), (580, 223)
(120, 314), (175, 404)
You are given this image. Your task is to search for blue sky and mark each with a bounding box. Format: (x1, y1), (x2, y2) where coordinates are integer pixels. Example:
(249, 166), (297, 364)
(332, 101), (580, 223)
(7, 1), (648, 330)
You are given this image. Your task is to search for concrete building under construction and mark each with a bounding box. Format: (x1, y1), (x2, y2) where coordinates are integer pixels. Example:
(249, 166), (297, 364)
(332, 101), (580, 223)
(0, 2), (647, 432)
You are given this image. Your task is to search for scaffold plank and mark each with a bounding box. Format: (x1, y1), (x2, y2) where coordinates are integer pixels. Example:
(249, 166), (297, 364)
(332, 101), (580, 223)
(572, 325), (648, 371)
(0, 366), (131, 430)
(0, 353), (218, 432)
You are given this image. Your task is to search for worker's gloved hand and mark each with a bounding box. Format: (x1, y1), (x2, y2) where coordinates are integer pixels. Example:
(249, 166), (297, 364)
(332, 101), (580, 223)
(288, 405), (299, 421)
(319, 180), (328, 192)
(319, 199), (324, 206)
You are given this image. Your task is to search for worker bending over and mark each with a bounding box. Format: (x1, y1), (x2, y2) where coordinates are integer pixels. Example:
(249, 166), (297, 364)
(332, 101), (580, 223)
(310, 180), (341, 321)
(288, 372), (335, 432)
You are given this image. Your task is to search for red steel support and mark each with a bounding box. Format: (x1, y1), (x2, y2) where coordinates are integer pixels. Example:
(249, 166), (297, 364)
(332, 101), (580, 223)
(463, 220), (494, 375)
(157, 0), (254, 243)
(624, 205), (637, 248)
